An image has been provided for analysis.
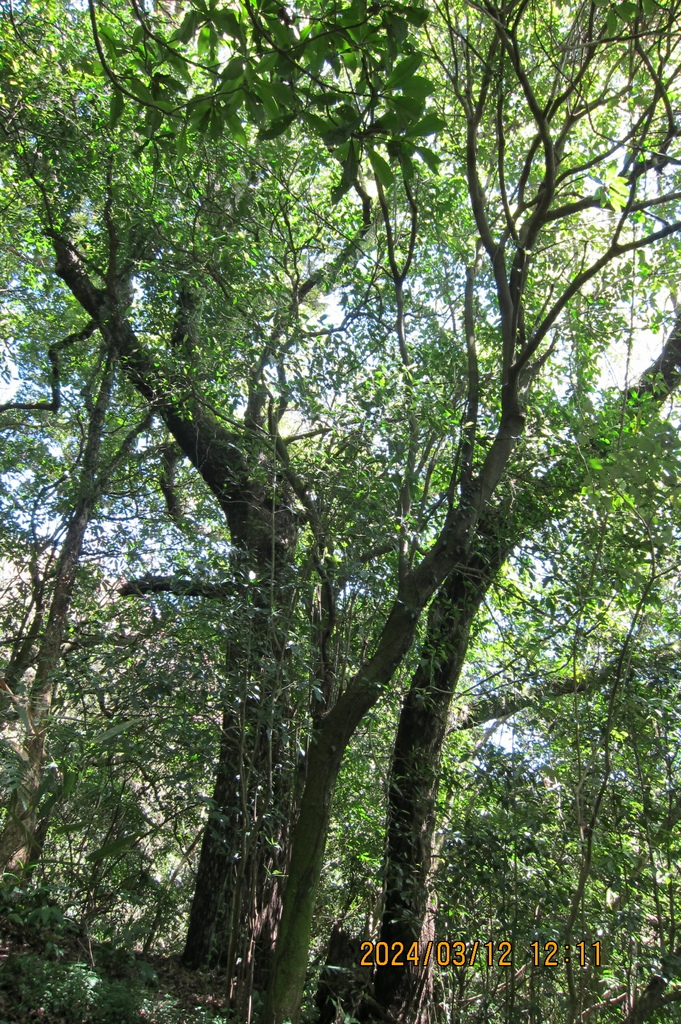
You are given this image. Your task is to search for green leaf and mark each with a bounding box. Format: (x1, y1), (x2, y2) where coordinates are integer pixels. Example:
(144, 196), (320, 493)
(12, 700), (31, 736)
(208, 108), (224, 141)
(189, 97), (213, 126)
(86, 836), (138, 862)
(332, 140), (359, 203)
(367, 147), (394, 187)
(164, 49), (193, 85)
(389, 92), (426, 122)
(222, 56), (244, 81)
(212, 8), (243, 39)
(406, 112), (446, 138)
(197, 25), (214, 57)
(175, 127), (188, 156)
(127, 77), (155, 105)
(98, 23), (120, 59)
(607, 175), (629, 212)
(615, 0), (639, 20)
(109, 90), (124, 127)
(402, 75), (435, 99)
(92, 718), (143, 744)
(322, 117), (362, 147)
(267, 80), (295, 110)
(225, 114), (247, 146)
(144, 106), (163, 137)
(386, 53), (423, 90)
(401, 5), (429, 26)
(171, 10), (200, 43)
(384, 13), (409, 44)
(415, 145), (440, 172)
(259, 113), (296, 140)
(62, 768), (77, 800)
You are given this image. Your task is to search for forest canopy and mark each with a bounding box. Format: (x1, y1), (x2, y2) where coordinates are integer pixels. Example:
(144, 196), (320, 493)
(2, 0), (681, 1022)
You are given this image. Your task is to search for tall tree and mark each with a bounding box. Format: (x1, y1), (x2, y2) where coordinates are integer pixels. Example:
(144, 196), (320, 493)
(369, 0), (681, 1018)
(0, 293), (147, 873)
(2, 2), (681, 1023)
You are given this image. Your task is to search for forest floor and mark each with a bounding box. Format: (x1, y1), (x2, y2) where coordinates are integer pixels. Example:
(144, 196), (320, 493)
(0, 912), (232, 1024)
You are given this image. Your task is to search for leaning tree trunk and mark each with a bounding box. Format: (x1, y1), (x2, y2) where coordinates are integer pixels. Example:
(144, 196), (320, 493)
(264, 417), (528, 1023)
(370, 537), (510, 1022)
(50, 233), (310, 1011)
(369, 474), (592, 1021)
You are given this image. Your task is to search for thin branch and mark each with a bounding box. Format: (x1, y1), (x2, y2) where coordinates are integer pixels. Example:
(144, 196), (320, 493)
(460, 244), (483, 493)
(0, 322), (97, 414)
(448, 661), (618, 734)
(516, 219), (681, 374)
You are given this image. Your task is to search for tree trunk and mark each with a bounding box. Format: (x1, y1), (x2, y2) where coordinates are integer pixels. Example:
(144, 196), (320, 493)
(368, 302), (681, 1018)
(182, 687), (293, 1013)
(179, 533), (302, 1020)
(182, 705), (239, 968)
(264, 724), (347, 1024)
(0, 350), (117, 874)
(264, 457), (532, 1023)
(371, 537), (511, 1022)
(263, 588), (442, 1023)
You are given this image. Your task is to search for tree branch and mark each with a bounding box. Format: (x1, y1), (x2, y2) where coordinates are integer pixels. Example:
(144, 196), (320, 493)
(0, 322), (97, 415)
(118, 574), (234, 599)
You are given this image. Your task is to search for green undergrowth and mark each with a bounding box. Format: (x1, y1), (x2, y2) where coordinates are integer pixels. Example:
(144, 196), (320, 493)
(0, 951), (235, 1024)
(0, 881), (233, 1024)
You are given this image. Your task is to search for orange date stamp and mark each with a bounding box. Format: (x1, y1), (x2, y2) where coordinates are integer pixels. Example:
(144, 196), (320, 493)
(359, 940), (602, 968)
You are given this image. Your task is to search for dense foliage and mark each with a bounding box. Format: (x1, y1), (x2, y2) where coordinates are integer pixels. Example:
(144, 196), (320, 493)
(2, 0), (681, 1022)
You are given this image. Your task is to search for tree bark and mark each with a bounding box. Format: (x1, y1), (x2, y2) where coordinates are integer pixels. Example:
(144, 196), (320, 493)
(182, 704), (241, 969)
(372, 545), (509, 1021)
(365, 503), (522, 1021)
(181, 679), (294, 1011)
